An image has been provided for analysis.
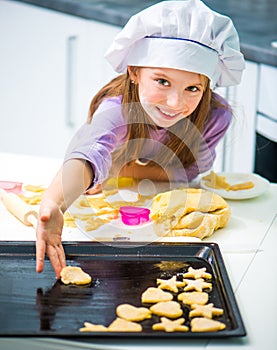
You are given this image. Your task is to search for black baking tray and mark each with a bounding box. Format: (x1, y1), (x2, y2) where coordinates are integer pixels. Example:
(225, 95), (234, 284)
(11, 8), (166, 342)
(0, 241), (246, 338)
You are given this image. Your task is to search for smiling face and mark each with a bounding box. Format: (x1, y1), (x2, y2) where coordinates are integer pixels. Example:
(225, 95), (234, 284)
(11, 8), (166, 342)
(128, 67), (207, 128)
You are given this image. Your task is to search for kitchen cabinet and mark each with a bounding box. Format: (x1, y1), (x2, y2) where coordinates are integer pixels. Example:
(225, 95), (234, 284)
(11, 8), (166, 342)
(0, 0), (120, 158)
(255, 64), (277, 182)
(213, 61), (259, 173)
(258, 64), (277, 120)
(256, 64), (277, 142)
(220, 62), (277, 175)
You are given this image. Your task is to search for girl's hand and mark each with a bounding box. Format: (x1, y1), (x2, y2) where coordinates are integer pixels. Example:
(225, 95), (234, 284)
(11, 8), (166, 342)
(85, 183), (102, 195)
(36, 199), (66, 278)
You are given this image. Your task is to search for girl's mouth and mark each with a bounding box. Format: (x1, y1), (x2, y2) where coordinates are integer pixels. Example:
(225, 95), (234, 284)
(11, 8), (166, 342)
(156, 107), (182, 119)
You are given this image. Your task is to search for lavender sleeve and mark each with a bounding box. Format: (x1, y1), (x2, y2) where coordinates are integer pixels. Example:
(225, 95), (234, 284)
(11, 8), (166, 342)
(65, 96), (127, 186)
(172, 99), (232, 182)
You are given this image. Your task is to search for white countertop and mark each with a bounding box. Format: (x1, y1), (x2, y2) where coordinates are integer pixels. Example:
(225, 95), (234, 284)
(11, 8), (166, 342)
(0, 152), (276, 350)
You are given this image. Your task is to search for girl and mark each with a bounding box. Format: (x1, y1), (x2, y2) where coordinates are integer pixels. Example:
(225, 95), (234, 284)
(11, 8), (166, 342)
(36, 0), (245, 277)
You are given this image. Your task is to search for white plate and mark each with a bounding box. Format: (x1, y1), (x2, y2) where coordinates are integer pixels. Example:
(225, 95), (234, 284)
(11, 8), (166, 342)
(200, 173), (270, 200)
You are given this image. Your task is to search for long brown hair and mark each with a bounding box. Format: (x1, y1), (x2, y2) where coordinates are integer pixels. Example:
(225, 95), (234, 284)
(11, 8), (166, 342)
(87, 70), (227, 169)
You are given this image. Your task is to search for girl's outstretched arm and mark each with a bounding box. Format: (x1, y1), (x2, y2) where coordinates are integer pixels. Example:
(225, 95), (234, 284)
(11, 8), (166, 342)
(36, 159), (93, 278)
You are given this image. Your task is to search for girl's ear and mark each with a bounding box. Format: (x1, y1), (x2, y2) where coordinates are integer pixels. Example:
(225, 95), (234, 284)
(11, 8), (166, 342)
(127, 66), (138, 82)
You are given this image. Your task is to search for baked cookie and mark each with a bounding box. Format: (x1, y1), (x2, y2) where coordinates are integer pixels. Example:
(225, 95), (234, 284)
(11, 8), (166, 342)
(191, 317), (226, 332)
(189, 303), (224, 319)
(150, 301), (183, 318)
(183, 278), (212, 292)
(152, 317), (189, 332)
(183, 267), (212, 280)
(178, 291), (209, 306)
(108, 317), (142, 332)
(60, 266), (92, 285)
(156, 275), (186, 293)
(141, 287), (173, 303)
(116, 304), (151, 322)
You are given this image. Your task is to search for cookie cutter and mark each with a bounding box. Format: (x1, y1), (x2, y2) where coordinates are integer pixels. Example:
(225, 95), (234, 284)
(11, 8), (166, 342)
(0, 181), (23, 194)
(119, 206), (151, 225)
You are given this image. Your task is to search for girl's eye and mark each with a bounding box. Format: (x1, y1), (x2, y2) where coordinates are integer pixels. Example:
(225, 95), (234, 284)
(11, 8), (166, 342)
(186, 86), (199, 92)
(156, 79), (170, 86)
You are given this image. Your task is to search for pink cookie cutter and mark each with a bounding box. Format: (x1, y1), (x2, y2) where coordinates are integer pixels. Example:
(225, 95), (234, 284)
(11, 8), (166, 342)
(0, 181), (23, 194)
(119, 206), (151, 226)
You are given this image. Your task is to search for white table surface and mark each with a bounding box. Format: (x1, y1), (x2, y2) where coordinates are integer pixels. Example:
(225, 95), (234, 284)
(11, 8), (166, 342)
(0, 152), (276, 350)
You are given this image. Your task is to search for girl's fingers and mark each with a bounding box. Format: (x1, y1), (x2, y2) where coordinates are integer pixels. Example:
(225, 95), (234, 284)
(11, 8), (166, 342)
(47, 244), (66, 279)
(36, 239), (46, 273)
(86, 184), (102, 195)
(57, 244), (67, 271)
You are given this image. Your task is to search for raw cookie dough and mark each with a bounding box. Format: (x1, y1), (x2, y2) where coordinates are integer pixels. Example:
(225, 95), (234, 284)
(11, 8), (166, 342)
(150, 301), (183, 318)
(60, 266), (92, 285)
(141, 287), (173, 303)
(150, 188), (230, 239)
(116, 304), (152, 321)
(152, 317), (189, 332)
(191, 317), (226, 332)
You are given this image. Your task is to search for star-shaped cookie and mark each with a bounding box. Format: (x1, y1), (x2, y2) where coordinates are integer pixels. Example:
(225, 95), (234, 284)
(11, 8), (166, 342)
(189, 303), (224, 319)
(183, 267), (212, 280)
(152, 317), (189, 332)
(183, 278), (212, 292)
(156, 275), (186, 293)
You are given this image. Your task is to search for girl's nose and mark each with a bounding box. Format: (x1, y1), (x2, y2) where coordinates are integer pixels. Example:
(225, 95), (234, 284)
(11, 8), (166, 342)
(166, 90), (184, 109)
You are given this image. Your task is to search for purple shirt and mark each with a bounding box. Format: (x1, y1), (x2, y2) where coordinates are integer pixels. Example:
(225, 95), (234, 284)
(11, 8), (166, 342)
(65, 94), (231, 185)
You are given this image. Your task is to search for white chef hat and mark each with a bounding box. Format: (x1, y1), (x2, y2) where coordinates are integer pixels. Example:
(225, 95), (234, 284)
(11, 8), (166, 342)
(105, 0), (245, 88)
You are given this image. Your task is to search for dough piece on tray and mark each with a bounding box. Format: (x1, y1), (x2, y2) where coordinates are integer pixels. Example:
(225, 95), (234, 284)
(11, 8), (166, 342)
(116, 304), (151, 321)
(60, 266), (92, 285)
(189, 303), (224, 319)
(150, 301), (183, 318)
(79, 322), (108, 332)
(183, 267), (212, 280)
(80, 317), (143, 333)
(108, 317), (142, 332)
(182, 278), (212, 292)
(156, 275), (186, 293)
(152, 317), (189, 332)
(191, 317), (226, 332)
(178, 291), (209, 306)
(141, 287), (173, 303)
